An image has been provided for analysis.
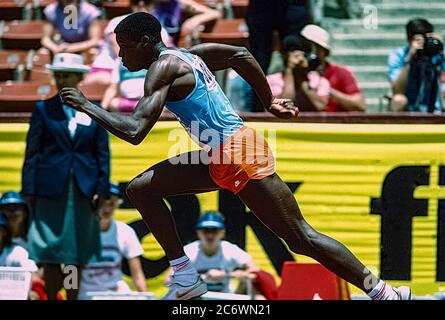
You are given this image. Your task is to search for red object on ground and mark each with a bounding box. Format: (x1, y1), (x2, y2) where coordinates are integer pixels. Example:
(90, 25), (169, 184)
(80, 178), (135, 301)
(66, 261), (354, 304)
(252, 270), (278, 300)
(276, 262), (350, 300)
(31, 277), (65, 300)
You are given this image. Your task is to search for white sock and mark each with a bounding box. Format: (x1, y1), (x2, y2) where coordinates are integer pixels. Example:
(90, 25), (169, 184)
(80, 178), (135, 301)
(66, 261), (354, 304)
(367, 280), (398, 300)
(169, 256), (198, 286)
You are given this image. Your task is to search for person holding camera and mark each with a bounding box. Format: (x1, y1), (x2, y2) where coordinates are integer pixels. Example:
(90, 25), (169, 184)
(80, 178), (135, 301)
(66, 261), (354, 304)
(300, 24), (365, 112)
(388, 18), (445, 112)
(267, 34), (331, 112)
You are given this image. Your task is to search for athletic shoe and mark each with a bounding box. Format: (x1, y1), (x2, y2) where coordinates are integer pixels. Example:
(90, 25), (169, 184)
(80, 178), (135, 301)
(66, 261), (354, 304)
(161, 276), (208, 300)
(393, 286), (412, 300)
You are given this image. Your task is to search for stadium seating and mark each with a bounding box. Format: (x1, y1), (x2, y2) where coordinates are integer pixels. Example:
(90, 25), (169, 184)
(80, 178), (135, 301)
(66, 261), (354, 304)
(100, 0), (132, 19)
(31, 0), (54, 20)
(0, 50), (28, 81)
(0, 20), (45, 50)
(198, 18), (248, 47)
(0, 79), (108, 112)
(27, 50), (51, 71)
(78, 82), (109, 102)
(0, 81), (57, 112)
(22, 50), (51, 81)
(196, 0), (249, 19)
(27, 68), (52, 82)
(276, 262), (350, 300)
(0, 0), (31, 21)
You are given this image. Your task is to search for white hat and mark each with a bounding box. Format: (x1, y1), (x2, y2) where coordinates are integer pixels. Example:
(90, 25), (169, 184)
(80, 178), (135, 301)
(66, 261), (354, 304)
(301, 24), (330, 52)
(46, 53), (90, 73)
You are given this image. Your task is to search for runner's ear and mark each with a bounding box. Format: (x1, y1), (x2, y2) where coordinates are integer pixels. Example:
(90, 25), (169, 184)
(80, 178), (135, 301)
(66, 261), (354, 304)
(140, 35), (151, 48)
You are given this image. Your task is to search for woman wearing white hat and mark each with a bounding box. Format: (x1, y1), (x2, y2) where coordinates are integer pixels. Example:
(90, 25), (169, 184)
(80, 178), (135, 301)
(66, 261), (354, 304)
(22, 53), (110, 300)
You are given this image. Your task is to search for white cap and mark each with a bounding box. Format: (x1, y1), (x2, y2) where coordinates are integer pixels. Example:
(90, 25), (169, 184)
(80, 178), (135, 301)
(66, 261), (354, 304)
(301, 24), (330, 52)
(46, 53), (90, 73)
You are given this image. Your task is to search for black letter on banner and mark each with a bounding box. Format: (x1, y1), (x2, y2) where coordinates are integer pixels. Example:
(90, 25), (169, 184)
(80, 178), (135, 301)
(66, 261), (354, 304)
(437, 166), (445, 281)
(371, 166), (429, 280)
(219, 183), (301, 273)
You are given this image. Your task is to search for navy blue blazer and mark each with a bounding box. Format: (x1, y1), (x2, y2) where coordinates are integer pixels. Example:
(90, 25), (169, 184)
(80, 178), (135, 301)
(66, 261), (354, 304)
(22, 95), (110, 199)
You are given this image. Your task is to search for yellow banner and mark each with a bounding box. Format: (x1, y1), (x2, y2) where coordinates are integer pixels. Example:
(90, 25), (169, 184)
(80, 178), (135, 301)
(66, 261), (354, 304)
(1, 121), (445, 297)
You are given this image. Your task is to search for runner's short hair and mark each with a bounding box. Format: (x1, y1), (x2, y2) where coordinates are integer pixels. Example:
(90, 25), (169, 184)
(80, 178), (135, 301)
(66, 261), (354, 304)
(114, 12), (162, 43)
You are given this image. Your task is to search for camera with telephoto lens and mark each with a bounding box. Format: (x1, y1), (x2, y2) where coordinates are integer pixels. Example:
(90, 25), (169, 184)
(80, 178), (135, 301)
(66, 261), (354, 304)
(418, 36), (443, 58)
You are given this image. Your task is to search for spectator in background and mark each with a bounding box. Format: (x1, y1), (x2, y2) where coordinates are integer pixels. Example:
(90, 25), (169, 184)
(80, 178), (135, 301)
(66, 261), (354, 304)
(78, 183), (146, 300)
(85, 0), (174, 85)
(181, 212), (259, 295)
(101, 61), (148, 112)
(0, 192), (29, 250)
(154, 0), (221, 46)
(21, 53), (110, 300)
(0, 214), (41, 300)
(388, 18), (444, 112)
(41, 0), (102, 55)
(247, 0), (312, 73)
(267, 34), (330, 111)
(0, 215), (37, 271)
(246, 0), (312, 111)
(301, 24), (365, 112)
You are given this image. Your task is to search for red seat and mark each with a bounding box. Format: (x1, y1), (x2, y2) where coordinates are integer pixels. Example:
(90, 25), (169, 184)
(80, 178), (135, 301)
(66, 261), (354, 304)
(29, 50), (51, 70)
(0, 81), (57, 112)
(198, 18), (249, 47)
(79, 82), (109, 102)
(28, 69), (52, 82)
(230, 0), (248, 18)
(100, 0), (131, 19)
(0, 0), (28, 20)
(276, 262), (350, 300)
(23, 50), (51, 81)
(0, 50), (28, 81)
(0, 80), (108, 112)
(0, 21), (45, 50)
(32, 0), (55, 20)
(196, 0), (248, 19)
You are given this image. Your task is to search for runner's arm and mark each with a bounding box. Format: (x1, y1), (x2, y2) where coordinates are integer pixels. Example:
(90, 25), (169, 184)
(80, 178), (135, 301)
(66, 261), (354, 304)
(189, 43), (272, 109)
(60, 57), (178, 145)
(189, 43), (297, 118)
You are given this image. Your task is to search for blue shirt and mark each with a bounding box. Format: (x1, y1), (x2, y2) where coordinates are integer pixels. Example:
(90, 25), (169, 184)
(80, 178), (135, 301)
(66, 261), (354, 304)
(160, 49), (244, 150)
(62, 104), (77, 138)
(44, 0), (101, 43)
(387, 45), (444, 112)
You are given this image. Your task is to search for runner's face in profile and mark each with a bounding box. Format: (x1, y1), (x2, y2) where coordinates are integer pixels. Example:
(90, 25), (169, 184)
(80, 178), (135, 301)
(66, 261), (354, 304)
(116, 32), (155, 71)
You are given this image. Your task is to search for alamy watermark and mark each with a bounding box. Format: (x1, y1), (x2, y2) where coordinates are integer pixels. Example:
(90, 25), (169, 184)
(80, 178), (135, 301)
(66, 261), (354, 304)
(63, 264), (79, 290)
(362, 266), (379, 291)
(63, 4), (79, 30)
(166, 122), (277, 166)
(363, 4), (378, 30)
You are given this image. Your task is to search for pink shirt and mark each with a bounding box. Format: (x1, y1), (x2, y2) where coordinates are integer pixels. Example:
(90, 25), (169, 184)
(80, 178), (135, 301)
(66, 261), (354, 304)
(267, 71), (331, 99)
(324, 62), (361, 112)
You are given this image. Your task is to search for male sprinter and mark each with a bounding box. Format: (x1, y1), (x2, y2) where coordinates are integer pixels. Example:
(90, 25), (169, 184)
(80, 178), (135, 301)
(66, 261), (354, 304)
(61, 12), (411, 300)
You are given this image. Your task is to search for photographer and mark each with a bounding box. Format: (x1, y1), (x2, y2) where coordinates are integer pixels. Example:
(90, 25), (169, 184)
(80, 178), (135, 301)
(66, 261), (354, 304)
(300, 24), (365, 112)
(267, 34), (330, 112)
(388, 18), (445, 112)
